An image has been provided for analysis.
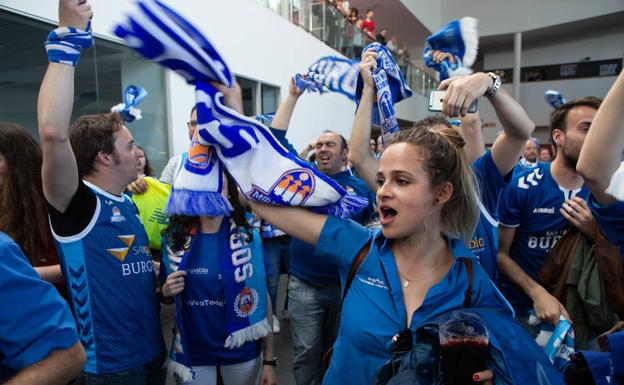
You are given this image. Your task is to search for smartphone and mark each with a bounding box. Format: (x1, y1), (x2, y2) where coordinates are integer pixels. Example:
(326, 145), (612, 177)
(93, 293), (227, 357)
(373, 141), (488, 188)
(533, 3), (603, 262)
(428, 90), (478, 113)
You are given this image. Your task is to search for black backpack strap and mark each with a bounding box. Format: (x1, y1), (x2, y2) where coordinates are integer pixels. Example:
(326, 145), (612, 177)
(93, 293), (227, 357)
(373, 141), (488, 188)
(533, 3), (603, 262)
(463, 259), (474, 308)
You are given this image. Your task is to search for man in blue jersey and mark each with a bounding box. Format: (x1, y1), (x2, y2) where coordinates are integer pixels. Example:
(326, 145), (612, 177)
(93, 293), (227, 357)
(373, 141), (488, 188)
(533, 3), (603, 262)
(37, 1), (166, 383)
(0, 232), (85, 385)
(498, 97), (602, 331)
(350, 51), (535, 284)
(269, 78), (376, 385)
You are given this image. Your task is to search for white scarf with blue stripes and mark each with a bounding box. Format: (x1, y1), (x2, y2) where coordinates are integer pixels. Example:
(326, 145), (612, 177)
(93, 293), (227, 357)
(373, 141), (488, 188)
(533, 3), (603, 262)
(114, 0), (368, 218)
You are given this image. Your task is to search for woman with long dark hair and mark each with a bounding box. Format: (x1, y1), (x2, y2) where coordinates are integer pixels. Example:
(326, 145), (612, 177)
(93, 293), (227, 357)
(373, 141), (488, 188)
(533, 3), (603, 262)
(160, 170), (276, 385)
(0, 123), (66, 291)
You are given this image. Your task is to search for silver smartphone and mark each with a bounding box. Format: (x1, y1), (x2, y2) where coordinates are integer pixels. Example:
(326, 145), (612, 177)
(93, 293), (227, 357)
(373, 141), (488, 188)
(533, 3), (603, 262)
(428, 90), (478, 113)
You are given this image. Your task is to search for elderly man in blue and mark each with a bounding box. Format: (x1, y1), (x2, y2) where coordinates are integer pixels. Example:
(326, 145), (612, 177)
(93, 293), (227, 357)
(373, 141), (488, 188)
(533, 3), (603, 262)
(577, 70), (624, 260)
(349, 49), (535, 283)
(0, 232), (85, 385)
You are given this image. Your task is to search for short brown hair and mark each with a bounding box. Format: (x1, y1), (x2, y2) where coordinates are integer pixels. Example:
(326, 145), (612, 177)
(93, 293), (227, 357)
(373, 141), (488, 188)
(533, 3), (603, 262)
(388, 120), (480, 242)
(549, 97), (601, 139)
(69, 113), (125, 176)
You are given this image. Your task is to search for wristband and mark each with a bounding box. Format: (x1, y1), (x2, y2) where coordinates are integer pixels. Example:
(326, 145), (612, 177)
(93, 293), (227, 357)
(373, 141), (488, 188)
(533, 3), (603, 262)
(45, 21), (93, 67)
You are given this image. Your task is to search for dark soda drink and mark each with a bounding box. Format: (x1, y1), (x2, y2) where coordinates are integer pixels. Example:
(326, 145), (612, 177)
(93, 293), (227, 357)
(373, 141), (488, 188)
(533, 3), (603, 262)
(440, 338), (489, 385)
(439, 313), (490, 385)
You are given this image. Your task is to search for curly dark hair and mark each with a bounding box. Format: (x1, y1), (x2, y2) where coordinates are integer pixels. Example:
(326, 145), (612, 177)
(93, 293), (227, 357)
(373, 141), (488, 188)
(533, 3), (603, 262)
(163, 169), (252, 250)
(0, 124), (55, 263)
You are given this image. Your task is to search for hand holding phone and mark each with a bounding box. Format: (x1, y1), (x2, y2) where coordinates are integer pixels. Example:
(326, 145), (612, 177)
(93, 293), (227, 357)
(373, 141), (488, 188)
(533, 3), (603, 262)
(429, 90), (478, 114)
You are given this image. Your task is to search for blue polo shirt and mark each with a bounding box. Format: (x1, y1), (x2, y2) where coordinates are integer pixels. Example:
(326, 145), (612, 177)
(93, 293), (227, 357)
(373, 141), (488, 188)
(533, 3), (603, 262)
(470, 151), (509, 282)
(498, 164), (589, 315)
(588, 194), (624, 260)
(270, 128), (376, 284)
(0, 232), (79, 381)
(315, 216), (513, 385)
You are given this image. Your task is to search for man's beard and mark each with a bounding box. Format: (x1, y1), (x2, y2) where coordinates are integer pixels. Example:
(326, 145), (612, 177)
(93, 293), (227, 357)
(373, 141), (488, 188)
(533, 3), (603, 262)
(562, 148), (579, 170)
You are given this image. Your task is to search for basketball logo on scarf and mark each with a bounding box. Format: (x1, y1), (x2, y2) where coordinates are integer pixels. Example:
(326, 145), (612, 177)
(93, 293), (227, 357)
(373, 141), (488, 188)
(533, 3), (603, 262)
(234, 287), (259, 318)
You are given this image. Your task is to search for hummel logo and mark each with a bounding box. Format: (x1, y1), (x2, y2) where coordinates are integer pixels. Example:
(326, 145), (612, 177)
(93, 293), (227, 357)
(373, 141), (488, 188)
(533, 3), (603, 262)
(533, 207), (555, 214)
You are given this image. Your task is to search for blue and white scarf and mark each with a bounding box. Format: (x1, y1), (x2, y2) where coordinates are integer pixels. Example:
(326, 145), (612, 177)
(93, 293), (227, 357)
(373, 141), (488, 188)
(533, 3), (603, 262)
(423, 17), (478, 80)
(295, 56), (359, 100)
(355, 43), (413, 144)
(111, 85), (148, 122)
(545, 90), (567, 109)
(531, 313), (575, 371)
(44, 21), (93, 67)
(164, 218), (269, 381)
(114, 0), (367, 218)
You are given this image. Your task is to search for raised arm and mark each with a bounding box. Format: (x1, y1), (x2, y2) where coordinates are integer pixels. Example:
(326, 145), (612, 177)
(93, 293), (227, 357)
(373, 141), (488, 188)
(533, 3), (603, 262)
(440, 72), (534, 176)
(271, 78), (304, 132)
(250, 202), (326, 246)
(37, 0), (92, 212)
(458, 112), (485, 163)
(5, 342), (85, 385)
(577, 70), (624, 204)
(348, 49), (380, 192)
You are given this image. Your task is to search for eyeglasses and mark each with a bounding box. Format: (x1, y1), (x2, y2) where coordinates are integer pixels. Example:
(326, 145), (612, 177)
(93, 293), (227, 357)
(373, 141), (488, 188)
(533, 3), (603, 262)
(187, 121), (198, 128)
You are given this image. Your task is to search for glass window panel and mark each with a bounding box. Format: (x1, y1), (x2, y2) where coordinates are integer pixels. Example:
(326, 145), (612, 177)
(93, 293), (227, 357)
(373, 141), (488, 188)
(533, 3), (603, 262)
(0, 9), (169, 175)
(261, 84), (279, 114)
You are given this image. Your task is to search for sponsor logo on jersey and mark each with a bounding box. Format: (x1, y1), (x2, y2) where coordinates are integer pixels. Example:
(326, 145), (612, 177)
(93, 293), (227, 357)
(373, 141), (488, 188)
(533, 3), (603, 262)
(107, 234), (135, 261)
(532, 207), (555, 214)
(234, 287), (258, 318)
(110, 206), (126, 223)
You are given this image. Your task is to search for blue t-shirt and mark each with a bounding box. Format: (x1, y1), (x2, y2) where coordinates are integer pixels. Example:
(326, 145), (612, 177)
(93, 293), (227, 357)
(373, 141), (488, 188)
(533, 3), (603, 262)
(160, 231), (262, 366)
(270, 128), (376, 284)
(316, 216), (513, 385)
(0, 232), (79, 381)
(498, 164), (589, 315)
(588, 194), (624, 259)
(51, 182), (164, 374)
(470, 151), (509, 282)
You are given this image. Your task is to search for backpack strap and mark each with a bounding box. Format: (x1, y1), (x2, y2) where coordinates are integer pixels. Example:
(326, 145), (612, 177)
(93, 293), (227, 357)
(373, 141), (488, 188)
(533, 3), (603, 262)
(463, 258), (474, 308)
(336, 240), (372, 322)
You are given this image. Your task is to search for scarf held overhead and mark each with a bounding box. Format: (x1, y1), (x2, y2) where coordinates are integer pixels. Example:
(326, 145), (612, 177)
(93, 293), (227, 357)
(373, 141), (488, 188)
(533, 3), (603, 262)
(114, 0), (367, 218)
(423, 17), (478, 80)
(294, 56), (359, 100)
(355, 42), (413, 144)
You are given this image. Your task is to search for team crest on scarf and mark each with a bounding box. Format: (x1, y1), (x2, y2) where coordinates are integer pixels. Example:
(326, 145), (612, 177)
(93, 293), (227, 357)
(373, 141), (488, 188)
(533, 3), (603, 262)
(248, 169), (315, 206)
(234, 287), (259, 318)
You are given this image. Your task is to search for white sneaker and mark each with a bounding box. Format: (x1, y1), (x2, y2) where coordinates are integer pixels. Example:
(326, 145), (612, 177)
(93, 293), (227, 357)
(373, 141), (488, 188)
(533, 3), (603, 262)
(272, 317), (281, 334)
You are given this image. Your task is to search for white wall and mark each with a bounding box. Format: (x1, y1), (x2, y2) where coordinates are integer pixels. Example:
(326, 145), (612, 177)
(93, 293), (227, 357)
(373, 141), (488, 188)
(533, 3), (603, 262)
(440, 0), (624, 37)
(1, 0), (429, 157)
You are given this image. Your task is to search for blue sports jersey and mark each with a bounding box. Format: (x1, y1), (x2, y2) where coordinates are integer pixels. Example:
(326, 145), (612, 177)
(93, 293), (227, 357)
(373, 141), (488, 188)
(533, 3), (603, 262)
(498, 164), (589, 315)
(160, 231), (262, 366)
(51, 181), (164, 374)
(315, 216), (513, 385)
(270, 128), (376, 284)
(470, 151), (508, 282)
(588, 194), (624, 259)
(0, 232), (79, 381)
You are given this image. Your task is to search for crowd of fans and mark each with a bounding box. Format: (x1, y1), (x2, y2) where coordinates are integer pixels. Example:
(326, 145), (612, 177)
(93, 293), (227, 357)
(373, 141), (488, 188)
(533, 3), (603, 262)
(1, 1), (624, 385)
